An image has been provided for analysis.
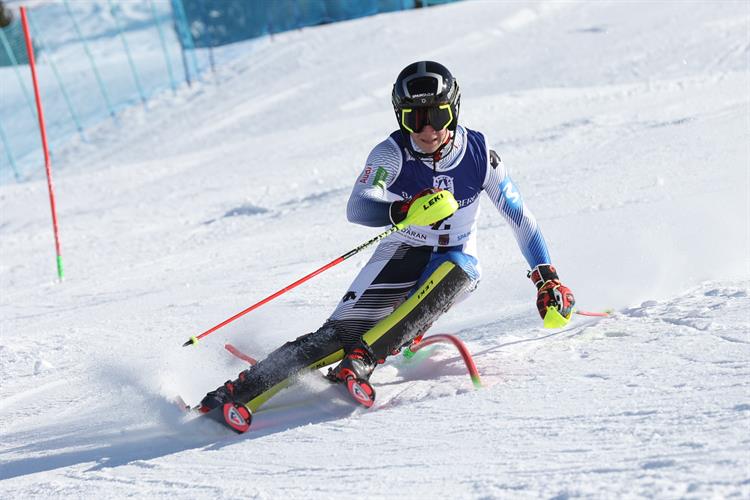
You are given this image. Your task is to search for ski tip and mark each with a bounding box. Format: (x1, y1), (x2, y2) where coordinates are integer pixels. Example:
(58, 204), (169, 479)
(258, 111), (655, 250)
(346, 377), (376, 408)
(204, 402), (252, 434)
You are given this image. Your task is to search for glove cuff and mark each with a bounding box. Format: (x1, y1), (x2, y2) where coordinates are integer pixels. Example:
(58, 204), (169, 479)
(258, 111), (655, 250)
(389, 200), (408, 225)
(529, 264), (559, 289)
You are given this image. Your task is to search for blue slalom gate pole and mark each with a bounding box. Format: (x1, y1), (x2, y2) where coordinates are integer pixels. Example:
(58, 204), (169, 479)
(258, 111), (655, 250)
(63, 0), (116, 119)
(171, 0), (201, 83)
(168, 0), (190, 86)
(197, 0), (215, 73)
(148, 0), (177, 93)
(107, 0), (147, 106)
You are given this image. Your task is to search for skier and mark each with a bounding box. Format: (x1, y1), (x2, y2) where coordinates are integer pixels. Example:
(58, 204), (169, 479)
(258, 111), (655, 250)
(200, 61), (575, 413)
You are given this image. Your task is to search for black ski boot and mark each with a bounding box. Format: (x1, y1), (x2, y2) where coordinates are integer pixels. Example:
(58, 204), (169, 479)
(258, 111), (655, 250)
(326, 344), (376, 382)
(199, 380), (237, 413)
(326, 343), (377, 408)
(199, 372), (254, 433)
(199, 368), (253, 413)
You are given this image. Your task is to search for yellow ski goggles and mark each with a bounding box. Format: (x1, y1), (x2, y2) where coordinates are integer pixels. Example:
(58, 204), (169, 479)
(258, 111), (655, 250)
(400, 104), (454, 133)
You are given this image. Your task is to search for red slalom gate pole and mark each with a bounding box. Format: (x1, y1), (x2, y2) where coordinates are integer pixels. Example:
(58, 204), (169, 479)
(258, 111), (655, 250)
(20, 7), (64, 281)
(224, 344), (258, 365)
(406, 334), (482, 388)
(576, 309), (611, 317)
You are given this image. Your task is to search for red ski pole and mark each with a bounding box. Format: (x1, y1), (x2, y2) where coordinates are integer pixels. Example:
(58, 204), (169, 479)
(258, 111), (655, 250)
(182, 224), (403, 347)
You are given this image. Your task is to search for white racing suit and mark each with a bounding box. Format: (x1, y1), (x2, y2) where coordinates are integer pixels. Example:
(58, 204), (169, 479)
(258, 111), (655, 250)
(207, 126), (553, 411)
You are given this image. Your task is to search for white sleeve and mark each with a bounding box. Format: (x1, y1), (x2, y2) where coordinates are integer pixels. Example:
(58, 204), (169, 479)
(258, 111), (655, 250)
(482, 151), (552, 267)
(346, 137), (403, 227)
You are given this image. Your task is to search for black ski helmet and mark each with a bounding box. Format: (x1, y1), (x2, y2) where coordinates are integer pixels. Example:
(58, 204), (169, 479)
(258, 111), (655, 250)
(391, 61), (461, 135)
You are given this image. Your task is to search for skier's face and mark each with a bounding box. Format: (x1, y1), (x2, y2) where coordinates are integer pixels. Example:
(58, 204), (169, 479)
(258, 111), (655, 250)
(411, 125), (450, 154)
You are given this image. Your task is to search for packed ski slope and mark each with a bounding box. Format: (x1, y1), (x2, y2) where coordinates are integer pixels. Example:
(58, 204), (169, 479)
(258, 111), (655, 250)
(1, 0), (748, 497)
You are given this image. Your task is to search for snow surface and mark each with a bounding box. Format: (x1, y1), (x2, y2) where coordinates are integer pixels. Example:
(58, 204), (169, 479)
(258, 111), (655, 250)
(1, 0), (749, 498)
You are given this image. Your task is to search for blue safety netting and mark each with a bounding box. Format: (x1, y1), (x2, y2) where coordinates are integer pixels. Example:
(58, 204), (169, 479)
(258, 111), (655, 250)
(175, 0), (418, 49)
(0, 17), (35, 66)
